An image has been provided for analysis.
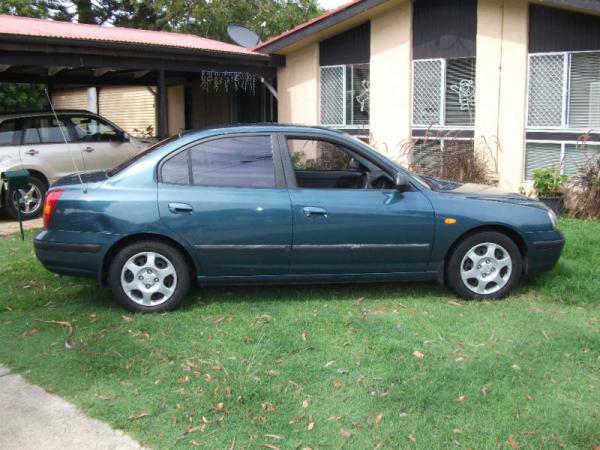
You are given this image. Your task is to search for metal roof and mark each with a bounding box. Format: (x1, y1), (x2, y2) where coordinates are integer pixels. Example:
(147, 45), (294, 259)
(0, 14), (266, 57)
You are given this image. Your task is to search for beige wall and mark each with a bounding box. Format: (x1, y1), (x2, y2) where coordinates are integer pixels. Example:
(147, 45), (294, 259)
(369, 0), (412, 162)
(474, 0), (529, 190)
(98, 86), (156, 137)
(167, 85), (185, 136)
(277, 43), (319, 124)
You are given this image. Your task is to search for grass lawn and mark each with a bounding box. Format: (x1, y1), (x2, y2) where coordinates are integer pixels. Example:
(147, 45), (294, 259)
(0, 219), (599, 449)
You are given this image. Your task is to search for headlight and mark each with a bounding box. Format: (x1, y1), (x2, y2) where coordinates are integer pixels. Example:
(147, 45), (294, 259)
(547, 209), (559, 230)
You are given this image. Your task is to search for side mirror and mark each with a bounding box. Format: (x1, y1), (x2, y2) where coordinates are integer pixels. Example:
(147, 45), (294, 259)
(395, 171), (410, 190)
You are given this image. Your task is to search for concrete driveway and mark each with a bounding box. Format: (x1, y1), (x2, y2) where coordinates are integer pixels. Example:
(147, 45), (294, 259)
(0, 365), (145, 450)
(0, 217), (43, 237)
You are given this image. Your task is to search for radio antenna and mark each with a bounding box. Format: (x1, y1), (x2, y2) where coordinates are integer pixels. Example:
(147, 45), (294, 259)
(44, 88), (87, 193)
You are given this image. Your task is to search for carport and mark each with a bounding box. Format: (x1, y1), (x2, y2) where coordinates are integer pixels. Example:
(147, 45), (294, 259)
(0, 14), (282, 138)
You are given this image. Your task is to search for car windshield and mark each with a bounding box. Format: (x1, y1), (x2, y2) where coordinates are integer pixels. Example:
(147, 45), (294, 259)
(106, 136), (178, 177)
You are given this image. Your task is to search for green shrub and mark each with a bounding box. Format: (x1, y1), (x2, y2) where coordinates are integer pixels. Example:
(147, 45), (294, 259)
(532, 167), (567, 198)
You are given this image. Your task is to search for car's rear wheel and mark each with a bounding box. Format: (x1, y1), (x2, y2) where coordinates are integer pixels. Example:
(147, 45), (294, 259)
(4, 176), (46, 220)
(108, 240), (191, 312)
(446, 231), (522, 300)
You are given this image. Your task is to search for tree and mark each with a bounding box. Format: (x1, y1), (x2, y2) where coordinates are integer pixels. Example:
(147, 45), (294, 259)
(0, 0), (48, 113)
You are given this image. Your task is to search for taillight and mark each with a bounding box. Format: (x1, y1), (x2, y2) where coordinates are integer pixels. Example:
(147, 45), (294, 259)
(43, 189), (64, 228)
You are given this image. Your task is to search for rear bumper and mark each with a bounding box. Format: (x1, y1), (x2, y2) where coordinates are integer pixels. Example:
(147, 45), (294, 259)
(33, 230), (106, 278)
(525, 230), (565, 274)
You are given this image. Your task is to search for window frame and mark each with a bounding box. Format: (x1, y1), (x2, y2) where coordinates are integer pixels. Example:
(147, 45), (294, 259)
(157, 133), (285, 189)
(319, 63), (370, 129)
(67, 114), (122, 143)
(523, 138), (600, 180)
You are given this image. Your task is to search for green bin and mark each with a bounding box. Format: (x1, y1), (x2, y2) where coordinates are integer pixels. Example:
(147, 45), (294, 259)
(5, 169), (30, 191)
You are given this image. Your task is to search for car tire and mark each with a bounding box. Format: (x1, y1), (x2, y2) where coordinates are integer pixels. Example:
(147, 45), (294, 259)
(108, 240), (192, 312)
(4, 176), (46, 220)
(446, 231), (522, 300)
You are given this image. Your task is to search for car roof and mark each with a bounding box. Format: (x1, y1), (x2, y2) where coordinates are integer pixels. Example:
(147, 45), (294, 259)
(180, 123), (362, 139)
(0, 110), (99, 121)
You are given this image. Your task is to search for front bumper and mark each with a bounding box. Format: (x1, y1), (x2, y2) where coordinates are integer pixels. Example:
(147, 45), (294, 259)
(525, 229), (565, 274)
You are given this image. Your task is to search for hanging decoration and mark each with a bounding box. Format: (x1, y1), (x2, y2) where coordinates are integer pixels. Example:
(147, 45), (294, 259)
(356, 79), (370, 113)
(450, 79), (476, 113)
(199, 70), (258, 94)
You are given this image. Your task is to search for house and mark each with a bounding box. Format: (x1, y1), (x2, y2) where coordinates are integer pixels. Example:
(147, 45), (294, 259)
(0, 14), (278, 140)
(256, 0), (600, 189)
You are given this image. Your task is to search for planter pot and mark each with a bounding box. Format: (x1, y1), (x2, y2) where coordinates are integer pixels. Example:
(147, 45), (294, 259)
(539, 196), (565, 215)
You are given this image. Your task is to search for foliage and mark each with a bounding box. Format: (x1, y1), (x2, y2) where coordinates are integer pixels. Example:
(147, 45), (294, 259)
(401, 137), (497, 185)
(565, 158), (600, 220)
(532, 167), (568, 198)
(0, 219), (599, 449)
(0, 83), (46, 113)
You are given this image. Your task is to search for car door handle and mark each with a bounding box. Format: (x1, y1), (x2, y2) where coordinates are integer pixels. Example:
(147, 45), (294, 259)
(83, 146), (95, 153)
(303, 206), (328, 217)
(168, 202), (193, 214)
(25, 149), (38, 156)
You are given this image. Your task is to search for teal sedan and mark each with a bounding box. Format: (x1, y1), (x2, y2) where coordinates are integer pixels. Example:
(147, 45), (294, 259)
(34, 125), (564, 312)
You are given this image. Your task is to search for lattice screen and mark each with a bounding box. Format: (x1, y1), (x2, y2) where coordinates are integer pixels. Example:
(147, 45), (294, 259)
(413, 60), (443, 127)
(320, 66), (345, 126)
(527, 54), (565, 127)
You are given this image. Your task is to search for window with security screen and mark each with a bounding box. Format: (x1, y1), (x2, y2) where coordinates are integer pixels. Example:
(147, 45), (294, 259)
(527, 51), (600, 129)
(412, 58), (476, 128)
(319, 64), (369, 127)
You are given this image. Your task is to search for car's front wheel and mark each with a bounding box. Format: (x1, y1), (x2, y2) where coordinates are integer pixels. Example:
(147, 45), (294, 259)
(446, 231), (522, 300)
(108, 240), (191, 312)
(4, 176), (46, 220)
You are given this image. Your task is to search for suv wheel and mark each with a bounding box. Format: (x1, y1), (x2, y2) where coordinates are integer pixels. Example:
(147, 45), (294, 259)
(4, 176), (46, 220)
(108, 240), (191, 312)
(446, 231), (522, 300)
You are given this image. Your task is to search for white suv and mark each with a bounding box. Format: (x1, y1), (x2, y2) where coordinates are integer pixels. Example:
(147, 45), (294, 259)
(0, 110), (150, 219)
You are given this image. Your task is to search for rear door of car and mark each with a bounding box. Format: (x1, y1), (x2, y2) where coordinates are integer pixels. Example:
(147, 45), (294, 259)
(157, 133), (293, 278)
(20, 115), (84, 183)
(278, 133), (436, 275)
(67, 115), (137, 171)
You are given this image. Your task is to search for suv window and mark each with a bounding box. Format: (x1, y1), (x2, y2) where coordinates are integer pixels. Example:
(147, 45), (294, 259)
(23, 116), (68, 145)
(288, 138), (354, 171)
(70, 116), (120, 142)
(0, 120), (19, 146)
(161, 135), (275, 188)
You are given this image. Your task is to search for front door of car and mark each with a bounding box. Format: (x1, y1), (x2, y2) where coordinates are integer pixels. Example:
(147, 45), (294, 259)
(20, 116), (84, 184)
(68, 115), (137, 171)
(157, 134), (293, 277)
(282, 135), (435, 274)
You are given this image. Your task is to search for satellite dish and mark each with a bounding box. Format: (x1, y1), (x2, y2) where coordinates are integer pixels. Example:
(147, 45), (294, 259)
(227, 24), (262, 48)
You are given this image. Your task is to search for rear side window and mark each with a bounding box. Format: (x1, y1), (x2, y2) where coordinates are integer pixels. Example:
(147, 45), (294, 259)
(161, 135), (276, 188)
(23, 117), (69, 145)
(0, 120), (19, 146)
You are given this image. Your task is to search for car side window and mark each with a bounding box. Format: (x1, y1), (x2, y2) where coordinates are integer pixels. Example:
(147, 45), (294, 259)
(70, 116), (119, 142)
(161, 150), (191, 185)
(23, 117), (68, 145)
(161, 135), (276, 188)
(0, 119), (19, 146)
(288, 138), (354, 171)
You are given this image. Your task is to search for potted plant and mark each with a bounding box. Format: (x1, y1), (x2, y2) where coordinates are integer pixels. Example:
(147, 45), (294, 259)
(532, 167), (568, 214)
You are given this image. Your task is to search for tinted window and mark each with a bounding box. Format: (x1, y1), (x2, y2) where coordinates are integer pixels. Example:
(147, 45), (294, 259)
(70, 116), (119, 142)
(161, 150), (190, 185)
(288, 138), (353, 171)
(189, 136), (275, 188)
(0, 120), (18, 146)
(23, 117), (68, 145)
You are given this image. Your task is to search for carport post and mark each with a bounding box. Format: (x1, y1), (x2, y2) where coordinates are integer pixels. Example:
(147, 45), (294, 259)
(157, 69), (167, 139)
